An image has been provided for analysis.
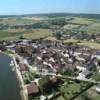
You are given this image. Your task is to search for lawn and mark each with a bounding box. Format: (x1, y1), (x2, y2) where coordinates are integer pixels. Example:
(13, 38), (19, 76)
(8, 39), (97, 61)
(60, 80), (93, 100)
(60, 81), (81, 99)
(92, 71), (100, 81)
(80, 86), (100, 100)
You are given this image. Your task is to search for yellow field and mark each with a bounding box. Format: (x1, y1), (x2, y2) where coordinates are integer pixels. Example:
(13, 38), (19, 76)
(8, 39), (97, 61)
(78, 42), (100, 49)
(44, 36), (58, 41)
(63, 24), (80, 30)
(45, 36), (100, 49)
(0, 29), (49, 40)
(69, 17), (94, 25)
(22, 29), (49, 39)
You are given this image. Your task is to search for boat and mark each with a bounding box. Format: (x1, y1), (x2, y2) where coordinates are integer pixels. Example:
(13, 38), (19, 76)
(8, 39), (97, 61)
(12, 67), (15, 71)
(10, 60), (14, 66)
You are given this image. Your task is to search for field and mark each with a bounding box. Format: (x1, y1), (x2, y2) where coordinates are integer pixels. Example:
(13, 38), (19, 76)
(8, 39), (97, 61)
(22, 29), (49, 39)
(0, 31), (23, 38)
(63, 24), (80, 30)
(44, 36), (100, 49)
(77, 86), (100, 100)
(86, 23), (100, 34)
(0, 29), (49, 40)
(0, 17), (41, 25)
(0, 14), (100, 49)
(23, 16), (47, 21)
(0, 14), (100, 100)
(68, 17), (94, 25)
(59, 80), (91, 100)
(65, 17), (100, 34)
(60, 82), (81, 99)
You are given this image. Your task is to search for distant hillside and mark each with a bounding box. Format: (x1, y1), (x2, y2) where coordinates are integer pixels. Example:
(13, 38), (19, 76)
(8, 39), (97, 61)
(33, 13), (100, 19)
(0, 13), (100, 19)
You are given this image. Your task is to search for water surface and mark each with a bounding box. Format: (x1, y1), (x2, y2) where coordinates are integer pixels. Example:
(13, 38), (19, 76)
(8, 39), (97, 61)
(0, 54), (21, 100)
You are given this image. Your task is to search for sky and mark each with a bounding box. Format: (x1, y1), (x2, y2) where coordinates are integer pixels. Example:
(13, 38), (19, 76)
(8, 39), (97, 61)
(0, 0), (100, 15)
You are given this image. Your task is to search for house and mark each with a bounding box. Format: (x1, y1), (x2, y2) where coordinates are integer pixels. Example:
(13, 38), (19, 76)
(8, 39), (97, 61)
(40, 95), (48, 100)
(93, 52), (100, 60)
(26, 82), (39, 95)
(96, 83), (100, 93)
(19, 63), (28, 71)
(76, 65), (86, 71)
(78, 70), (91, 78)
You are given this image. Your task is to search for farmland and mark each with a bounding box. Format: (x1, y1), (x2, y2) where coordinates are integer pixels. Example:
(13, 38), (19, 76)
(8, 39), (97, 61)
(0, 13), (100, 49)
(22, 29), (49, 39)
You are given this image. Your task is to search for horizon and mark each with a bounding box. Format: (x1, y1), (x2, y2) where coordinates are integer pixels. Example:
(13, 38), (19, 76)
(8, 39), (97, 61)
(0, 12), (100, 16)
(0, 0), (100, 15)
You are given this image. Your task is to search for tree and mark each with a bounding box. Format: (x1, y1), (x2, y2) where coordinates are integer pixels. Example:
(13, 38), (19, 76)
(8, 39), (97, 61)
(55, 32), (62, 40)
(0, 45), (6, 51)
(39, 76), (51, 95)
(80, 92), (91, 100)
(19, 36), (25, 40)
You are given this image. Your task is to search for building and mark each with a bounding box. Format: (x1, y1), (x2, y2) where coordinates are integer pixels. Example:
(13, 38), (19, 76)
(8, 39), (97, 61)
(96, 83), (100, 93)
(19, 63), (28, 71)
(26, 82), (39, 95)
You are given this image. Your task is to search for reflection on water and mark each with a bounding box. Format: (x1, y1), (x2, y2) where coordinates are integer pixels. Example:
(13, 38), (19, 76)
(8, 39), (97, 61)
(0, 55), (21, 100)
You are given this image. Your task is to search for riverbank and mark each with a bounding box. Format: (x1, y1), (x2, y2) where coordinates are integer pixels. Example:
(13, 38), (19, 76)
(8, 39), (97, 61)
(0, 54), (21, 100)
(11, 55), (29, 100)
(0, 51), (28, 100)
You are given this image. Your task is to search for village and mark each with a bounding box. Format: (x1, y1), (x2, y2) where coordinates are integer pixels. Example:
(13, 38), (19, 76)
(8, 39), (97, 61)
(0, 0), (100, 100)
(51, 28), (100, 43)
(0, 37), (100, 100)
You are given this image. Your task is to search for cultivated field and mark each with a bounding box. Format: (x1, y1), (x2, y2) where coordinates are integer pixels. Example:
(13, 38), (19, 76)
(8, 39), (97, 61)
(0, 29), (49, 40)
(0, 17), (41, 25)
(22, 29), (49, 39)
(0, 14), (100, 49)
(68, 17), (94, 25)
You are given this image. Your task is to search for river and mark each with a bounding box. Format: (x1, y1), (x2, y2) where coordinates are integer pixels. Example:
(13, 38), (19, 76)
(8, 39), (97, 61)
(0, 54), (21, 100)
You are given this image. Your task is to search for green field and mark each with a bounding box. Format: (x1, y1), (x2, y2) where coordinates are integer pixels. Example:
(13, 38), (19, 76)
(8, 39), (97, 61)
(60, 80), (91, 100)
(0, 29), (49, 40)
(65, 17), (100, 34)
(68, 17), (94, 25)
(0, 31), (22, 38)
(0, 15), (100, 49)
(77, 86), (100, 100)
(0, 17), (41, 25)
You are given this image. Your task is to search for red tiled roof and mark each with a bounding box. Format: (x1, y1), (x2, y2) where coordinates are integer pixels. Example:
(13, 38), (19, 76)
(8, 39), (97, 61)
(19, 63), (27, 71)
(27, 83), (39, 95)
